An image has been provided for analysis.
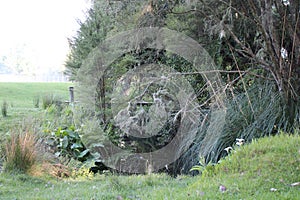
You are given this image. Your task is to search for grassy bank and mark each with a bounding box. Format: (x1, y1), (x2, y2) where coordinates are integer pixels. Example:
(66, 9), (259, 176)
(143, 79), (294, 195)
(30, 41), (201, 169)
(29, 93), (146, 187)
(0, 133), (299, 199)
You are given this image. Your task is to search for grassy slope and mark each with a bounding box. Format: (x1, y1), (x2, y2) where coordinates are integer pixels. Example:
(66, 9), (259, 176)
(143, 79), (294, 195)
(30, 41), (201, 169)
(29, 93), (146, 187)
(0, 133), (299, 200)
(0, 82), (72, 133)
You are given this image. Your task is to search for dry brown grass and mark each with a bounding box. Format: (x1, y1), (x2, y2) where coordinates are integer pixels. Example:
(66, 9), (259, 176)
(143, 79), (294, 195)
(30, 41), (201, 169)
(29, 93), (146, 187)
(4, 132), (38, 173)
(3, 128), (72, 178)
(28, 162), (71, 178)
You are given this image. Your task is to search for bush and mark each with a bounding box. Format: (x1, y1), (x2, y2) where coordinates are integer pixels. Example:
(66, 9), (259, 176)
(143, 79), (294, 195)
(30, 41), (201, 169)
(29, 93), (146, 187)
(42, 94), (63, 110)
(175, 81), (300, 175)
(1, 100), (8, 117)
(4, 132), (38, 173)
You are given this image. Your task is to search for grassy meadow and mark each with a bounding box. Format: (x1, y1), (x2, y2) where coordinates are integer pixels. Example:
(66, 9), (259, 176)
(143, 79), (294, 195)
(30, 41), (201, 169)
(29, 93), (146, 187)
(0, 82), (71, 107)
(0, 82), (73, 133)
(0, 82), (299, 199)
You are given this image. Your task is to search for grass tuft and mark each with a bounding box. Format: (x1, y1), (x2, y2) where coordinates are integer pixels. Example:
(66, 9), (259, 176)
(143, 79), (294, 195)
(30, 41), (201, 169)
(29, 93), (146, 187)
(1, 100), (8, 117)
(4, 131), (38, 174)
(33, 95), (40, 108)
(42, 94), (55, 109)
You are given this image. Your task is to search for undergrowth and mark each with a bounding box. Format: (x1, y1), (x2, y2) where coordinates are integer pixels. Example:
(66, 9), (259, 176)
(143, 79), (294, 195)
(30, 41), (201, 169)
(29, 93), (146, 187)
(0, 133), (299, 199)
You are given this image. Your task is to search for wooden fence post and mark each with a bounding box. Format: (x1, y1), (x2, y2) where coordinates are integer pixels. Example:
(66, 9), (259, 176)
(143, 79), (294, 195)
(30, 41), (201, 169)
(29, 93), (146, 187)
(69, 86), (74, 103)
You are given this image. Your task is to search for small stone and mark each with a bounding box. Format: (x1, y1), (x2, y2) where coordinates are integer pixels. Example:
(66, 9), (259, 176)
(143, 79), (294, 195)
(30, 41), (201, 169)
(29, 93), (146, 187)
(270, 188), (277, 192)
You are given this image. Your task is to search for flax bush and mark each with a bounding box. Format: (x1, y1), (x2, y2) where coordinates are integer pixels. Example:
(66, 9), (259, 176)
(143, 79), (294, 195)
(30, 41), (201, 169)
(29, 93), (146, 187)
(177, 81), (300, 174)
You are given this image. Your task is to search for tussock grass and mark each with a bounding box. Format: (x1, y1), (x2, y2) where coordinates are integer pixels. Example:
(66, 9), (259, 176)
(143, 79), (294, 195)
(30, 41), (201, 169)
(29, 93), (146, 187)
(41, 93), (64, 110)
(3, 131), (38, 173)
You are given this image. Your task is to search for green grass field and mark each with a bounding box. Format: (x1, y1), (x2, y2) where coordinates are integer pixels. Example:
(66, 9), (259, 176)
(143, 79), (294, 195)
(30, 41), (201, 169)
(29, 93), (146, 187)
(0, 82), (72, 108)
(0, 82), (73, 133)
(0, 83), (299, 199)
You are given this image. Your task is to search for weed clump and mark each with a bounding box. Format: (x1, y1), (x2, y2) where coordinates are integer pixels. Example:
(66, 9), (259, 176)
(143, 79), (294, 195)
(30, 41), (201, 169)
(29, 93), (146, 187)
(42, 94), (63, 110)
(1, 100), (8, 117)
(4, 132), (38, 173)
(33, 95), (40, 108)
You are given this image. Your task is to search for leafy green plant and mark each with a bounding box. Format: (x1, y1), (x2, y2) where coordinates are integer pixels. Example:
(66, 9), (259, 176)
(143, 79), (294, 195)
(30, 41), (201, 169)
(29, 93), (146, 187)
(1, 100), (8, 117)
(189, 156), (206, 174)
(190, 156), (216, 176)
(70, 160), (95, 179)
(4, 132), (38, 173)
(46, 126), (90, 162)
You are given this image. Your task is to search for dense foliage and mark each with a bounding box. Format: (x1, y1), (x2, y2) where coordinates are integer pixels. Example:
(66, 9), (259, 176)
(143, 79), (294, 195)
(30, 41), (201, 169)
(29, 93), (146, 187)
(46, 126), (91, 162)
(65, 0), (300, 175)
